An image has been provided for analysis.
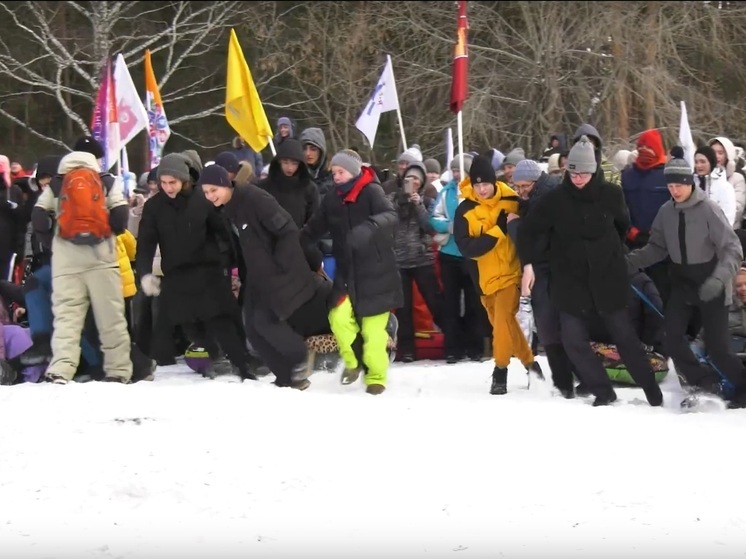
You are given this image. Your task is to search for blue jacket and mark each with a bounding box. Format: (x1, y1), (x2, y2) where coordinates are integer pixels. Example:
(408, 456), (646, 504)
(621, 164), (668, 235)
(429, 179), (462, 257)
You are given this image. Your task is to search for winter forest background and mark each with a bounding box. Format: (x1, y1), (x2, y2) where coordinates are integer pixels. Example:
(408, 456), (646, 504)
(0, 1), (744, 171)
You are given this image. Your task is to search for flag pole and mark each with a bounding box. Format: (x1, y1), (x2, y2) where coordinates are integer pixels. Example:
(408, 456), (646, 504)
(387, 54), (407, 149)
(268, 136), (277, 157)
(457, 111), (465, 180)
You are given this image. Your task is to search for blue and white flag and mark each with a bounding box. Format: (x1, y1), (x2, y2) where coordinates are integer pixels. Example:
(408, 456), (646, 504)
(355, 55), (401, 149)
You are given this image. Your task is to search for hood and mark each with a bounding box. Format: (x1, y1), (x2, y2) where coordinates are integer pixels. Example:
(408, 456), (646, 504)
(634, 129), (667, 170)
(58, 152), (100, 174)
(0, 155), (9, 187)
(502, 148), (525, 168)
(549, 133), (569, 152)
(709, 136), (737, 176)
(182, 150), (203, 172)
(402, 161), (428, 191)
(573, 123), (603, 149)
(276, 116), (295, 139)
(268, 138), (310, 182)
(299, 127), (327, 156)
(674, 181), (707, 210)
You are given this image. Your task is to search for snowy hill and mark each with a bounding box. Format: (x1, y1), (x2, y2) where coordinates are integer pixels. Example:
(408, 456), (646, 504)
(1, 356), (744, 558)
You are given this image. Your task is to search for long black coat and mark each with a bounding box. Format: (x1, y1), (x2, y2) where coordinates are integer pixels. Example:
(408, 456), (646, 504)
(521, 172), (631, 317)
(0, 182), (25, 279)
(221, 183), (318, 321)
(134, 186), (237, 326)
(301, 166), (403, 318)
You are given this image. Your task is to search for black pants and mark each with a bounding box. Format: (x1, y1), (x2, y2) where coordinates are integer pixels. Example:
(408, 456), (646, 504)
(243, 287), (330, 386)
(560, 309), (658, 399)
(182, 316), (249, 377)
(664, 289), (746, 391)
(439, 253), (483, 357)
(396, 265), (444, 354)
(532, 268), (574, 391)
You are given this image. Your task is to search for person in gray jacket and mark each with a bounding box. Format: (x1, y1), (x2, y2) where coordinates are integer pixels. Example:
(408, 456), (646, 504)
(627, 147), (746, 407)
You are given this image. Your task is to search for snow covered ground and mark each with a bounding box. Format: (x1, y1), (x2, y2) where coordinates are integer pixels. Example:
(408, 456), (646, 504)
(1, 356), (745, 559)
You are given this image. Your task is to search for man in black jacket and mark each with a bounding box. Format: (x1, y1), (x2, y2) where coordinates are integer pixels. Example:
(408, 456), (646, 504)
(201, 164), (331, 390)
(521, 136), (662, 407)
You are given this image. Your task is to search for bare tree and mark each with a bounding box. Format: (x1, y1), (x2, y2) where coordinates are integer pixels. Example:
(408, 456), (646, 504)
(0, 1), (276, 149)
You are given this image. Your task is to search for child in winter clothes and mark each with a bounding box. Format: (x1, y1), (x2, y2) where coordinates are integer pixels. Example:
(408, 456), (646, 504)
(429, 153), (487, 362)
(454, 155), (541, 395)
(301, 149), (402, 394)
(31, 148), (132, 384)
(693, 145), (736, 227)
(627, 147), (746, 407)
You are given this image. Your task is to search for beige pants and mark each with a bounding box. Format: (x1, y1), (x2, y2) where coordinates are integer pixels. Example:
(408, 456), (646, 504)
(48, 266), (132, 381)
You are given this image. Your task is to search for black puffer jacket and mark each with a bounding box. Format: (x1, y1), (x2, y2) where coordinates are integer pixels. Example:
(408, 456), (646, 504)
(301, 166), (403, 317)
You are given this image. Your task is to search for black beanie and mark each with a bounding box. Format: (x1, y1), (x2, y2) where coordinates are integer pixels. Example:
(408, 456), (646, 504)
(73, 135), (104, 159)
(468, 155), (496, 186)
(695, 145), (718, 173)
(197, 165), (233, 189)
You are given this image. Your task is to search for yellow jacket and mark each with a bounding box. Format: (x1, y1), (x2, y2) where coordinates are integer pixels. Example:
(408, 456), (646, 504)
(453, 178), (521, 295)
(117, 230), (137, 298)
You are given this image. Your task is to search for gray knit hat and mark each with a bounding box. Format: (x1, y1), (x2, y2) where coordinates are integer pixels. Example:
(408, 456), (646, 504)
(566, 135), (598, 174)
(664, 146), (693, 185)
(424, 158), (441, 175)
(330, 149), (362, 177)
(157, 153), (192, 183)
(512, 159), (542, 183)
(449, 153), (474, 173)
(502, 148), (526, 168)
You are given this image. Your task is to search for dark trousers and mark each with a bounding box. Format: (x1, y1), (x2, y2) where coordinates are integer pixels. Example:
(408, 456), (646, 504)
(243, 287), (330, 386)
(396, 265), (444, 354)
(664, 289), (746, 391)
(532, 268), (574, 391)
(182, 316), (249, 377)
(439, 253), (483, 357)
(560, 309), (658, 399)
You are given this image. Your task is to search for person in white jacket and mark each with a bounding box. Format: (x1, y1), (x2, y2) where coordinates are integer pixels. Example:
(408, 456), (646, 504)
(709, 136), (746, 228)
(694, 145), (736, 227)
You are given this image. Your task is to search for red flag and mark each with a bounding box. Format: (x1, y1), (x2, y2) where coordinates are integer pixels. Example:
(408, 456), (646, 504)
(449, 1), (468, 114)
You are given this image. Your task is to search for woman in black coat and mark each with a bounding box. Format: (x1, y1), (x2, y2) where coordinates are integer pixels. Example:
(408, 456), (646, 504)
(134, 153), (255, 380)
(200, 164), (331, 390)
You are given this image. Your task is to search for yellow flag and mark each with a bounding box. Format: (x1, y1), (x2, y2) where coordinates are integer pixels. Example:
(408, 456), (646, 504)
(225, 29), (272, 153)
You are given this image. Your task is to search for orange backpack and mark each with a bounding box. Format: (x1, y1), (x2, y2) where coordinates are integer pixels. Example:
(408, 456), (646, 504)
(56, 167), (112, 245)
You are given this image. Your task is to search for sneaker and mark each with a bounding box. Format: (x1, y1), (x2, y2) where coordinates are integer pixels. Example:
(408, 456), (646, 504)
(291, 379), (311, 391)
(446, 354), (460, 364)
(46, 373), (69, 385)
(490, 367), (508, 395)
(399, 353), (415, 363)
(341, 367), (361, 385)
(366, 384), (386, 395)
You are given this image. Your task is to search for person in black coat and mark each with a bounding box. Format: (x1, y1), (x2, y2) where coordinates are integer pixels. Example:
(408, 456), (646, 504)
(521, 136), (662, 407)
(200, 165), (331, 390)
(300, 150), (403, 395)
(0, 173), (26, 281)
(134, 153), (256, 381)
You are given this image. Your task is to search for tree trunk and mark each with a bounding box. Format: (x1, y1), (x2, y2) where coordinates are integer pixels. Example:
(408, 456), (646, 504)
(644, 2), (659, 130)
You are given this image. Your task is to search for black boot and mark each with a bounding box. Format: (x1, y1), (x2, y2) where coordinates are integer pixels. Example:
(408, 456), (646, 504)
(592, 390), (618, 407)
(490, 366), (508, 395)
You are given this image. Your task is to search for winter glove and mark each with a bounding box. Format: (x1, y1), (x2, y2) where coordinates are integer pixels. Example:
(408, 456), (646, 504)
(348, 221), (376, 250)
(699, 276), (724, 302)
(140, 274), (161, 297)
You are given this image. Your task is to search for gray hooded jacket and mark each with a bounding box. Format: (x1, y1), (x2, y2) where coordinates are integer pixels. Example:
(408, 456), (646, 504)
(627, 185), (743, 304)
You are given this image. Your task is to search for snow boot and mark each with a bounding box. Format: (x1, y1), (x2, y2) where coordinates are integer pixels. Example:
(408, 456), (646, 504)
(366, 384), (386, 395)
(490, 366), (508, 395)
(341, 367), (361, 385)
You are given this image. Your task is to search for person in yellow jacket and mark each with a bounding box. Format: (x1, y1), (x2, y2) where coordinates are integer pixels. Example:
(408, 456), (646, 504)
(116, 229), (137, 299)
(454, 155), (542, 395)
(116, 229), (155, 381)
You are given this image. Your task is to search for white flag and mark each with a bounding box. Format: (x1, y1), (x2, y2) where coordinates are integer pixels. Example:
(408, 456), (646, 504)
(679, 100), (696, 169)
(355, 55), (401, 149)
(114, 53), (149, 147)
